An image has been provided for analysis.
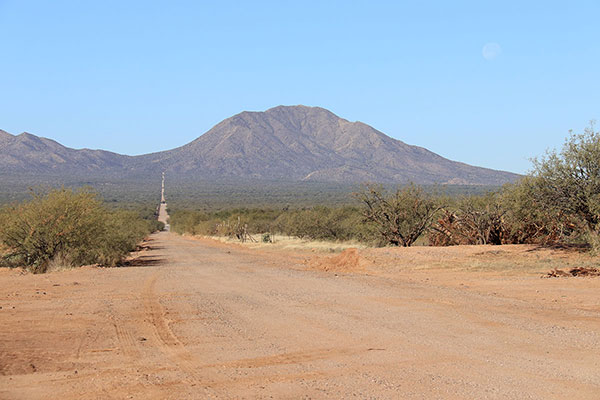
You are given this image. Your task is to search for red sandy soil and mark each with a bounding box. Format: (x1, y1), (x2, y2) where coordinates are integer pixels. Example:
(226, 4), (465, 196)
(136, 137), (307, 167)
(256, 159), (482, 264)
(1, 232), (599, 399)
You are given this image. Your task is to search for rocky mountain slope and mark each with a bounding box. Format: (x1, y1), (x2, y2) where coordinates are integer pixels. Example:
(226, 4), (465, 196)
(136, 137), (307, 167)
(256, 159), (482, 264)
(0, 130), (130, 174)
(0, 106), (520, 184)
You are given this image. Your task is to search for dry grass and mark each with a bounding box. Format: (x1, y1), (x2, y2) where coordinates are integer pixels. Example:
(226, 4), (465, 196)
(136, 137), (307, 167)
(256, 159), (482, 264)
(45, 253), (75, 273)
(205, 234), (367, 253)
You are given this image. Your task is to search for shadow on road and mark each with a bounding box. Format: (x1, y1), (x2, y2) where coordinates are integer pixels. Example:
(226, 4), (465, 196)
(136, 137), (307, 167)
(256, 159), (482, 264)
(119, 255), (165, 268)
(525, 243), (590, 254)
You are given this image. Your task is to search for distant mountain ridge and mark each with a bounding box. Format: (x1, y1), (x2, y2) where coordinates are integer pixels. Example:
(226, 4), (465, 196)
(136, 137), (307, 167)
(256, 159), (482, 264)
(0, 130), (130, 174)
(0, 106), (520, 185)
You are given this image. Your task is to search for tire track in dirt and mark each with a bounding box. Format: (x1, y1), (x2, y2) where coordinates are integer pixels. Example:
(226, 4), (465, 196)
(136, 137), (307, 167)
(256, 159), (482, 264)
(204, 347), (364, 369)
(139, 272), (350, 390)
(142, 272), (206, 384)
(113, 320), (140, 359)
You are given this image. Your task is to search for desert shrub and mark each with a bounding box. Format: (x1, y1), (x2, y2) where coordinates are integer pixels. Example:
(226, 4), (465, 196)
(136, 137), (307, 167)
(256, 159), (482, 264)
(500, 177), (579, 245)
(169, 210), (210, 235)
(272, 210), (312, 239)
(354, 184), (441, 247)
(97, 210), (158, 266)
(275, 208), (323, 240)
(429, 192), (505, 245)
(528, 122), (600, 249)
(215, 215), (251, 240)
(272, 206), (375, 242)
(0, 188), (159, 273)
(429, 179), (584, 247)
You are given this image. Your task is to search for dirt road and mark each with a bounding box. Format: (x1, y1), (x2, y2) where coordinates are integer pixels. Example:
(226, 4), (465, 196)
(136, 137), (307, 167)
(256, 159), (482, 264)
(1, 232), (599, 399)
(158, 172), (169, 230)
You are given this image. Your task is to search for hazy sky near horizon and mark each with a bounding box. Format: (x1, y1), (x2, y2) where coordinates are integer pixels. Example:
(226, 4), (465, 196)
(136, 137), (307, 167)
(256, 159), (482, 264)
(1, 1), (598, 174)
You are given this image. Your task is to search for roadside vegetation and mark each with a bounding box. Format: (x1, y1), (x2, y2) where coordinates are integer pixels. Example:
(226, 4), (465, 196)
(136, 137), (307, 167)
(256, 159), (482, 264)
(3, 125), (598, 272)
(0, 188), (163, 273)
(171, 124), (600, 252)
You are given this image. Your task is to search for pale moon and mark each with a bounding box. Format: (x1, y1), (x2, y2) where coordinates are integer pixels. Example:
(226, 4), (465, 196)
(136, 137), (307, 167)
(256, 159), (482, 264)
(482, 42), (501, 60)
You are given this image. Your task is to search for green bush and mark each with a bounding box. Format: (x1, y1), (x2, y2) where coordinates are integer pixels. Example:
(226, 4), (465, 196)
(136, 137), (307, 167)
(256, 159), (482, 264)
(529, 122), (600, 248)
(500, 178), (578, 245)
(273, 206), (375, 242)
(0, 188), (160, 273)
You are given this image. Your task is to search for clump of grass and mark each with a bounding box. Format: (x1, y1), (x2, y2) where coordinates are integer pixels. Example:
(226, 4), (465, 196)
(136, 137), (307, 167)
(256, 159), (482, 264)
(45, 252), (76, 273)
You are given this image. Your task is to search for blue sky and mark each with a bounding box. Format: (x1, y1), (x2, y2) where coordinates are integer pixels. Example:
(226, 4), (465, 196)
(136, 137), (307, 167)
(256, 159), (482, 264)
(1, 1), (598, 174)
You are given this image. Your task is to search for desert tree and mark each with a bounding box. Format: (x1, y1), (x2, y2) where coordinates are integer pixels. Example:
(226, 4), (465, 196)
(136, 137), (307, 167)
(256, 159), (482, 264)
(500, 177), (578, 245)
(354, 184), (442, 247)
(531, 121), (600, 247)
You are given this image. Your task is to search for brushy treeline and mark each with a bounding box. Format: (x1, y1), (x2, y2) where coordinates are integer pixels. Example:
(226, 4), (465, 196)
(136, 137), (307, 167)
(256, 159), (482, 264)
(171, 124), (600, 251)
(0, 188), (164, 273)
(168, 184), (579, 248)
(170, 206), (379, 244)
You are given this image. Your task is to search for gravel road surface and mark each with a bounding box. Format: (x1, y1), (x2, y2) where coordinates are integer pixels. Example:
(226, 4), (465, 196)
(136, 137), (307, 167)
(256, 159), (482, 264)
(1, 231), (599, 399)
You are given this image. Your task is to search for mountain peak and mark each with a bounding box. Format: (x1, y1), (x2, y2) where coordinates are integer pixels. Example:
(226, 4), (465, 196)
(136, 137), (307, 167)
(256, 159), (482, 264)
(0, 107), (521, 185)
(0, 129), (12, 136)
(265, 104), (328, 112)
(264, 104), (339, 119)
(0, 129), (14, 147)
(16, 132), (38, 140)
(151, 106), (520, 184)
(234, 105), (338, 122)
